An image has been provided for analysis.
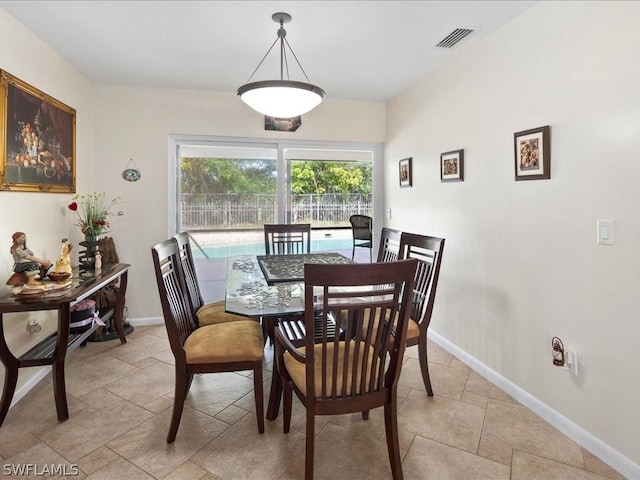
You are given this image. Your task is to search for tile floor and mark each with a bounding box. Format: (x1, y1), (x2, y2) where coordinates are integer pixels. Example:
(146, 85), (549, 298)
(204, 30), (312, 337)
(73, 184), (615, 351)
(0, 326), (626, 480)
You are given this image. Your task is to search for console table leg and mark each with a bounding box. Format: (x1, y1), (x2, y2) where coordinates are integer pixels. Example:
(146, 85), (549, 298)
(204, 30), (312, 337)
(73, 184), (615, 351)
(113, 271), (128, 344)
(0, 313), (19, 427)
(0, 365), (18, 427)
(52, 304), (70, 421)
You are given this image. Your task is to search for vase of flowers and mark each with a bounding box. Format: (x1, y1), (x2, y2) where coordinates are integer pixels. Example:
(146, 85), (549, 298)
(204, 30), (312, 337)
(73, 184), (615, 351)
(68, 192), (123, 242)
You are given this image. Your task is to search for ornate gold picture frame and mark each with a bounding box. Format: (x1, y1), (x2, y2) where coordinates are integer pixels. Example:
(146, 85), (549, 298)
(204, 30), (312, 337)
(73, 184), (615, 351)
(0, 70), (76, 193)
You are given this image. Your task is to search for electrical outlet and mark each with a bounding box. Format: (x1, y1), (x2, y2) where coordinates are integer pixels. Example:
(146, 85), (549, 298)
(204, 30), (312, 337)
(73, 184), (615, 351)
(564, 350), (578, 375)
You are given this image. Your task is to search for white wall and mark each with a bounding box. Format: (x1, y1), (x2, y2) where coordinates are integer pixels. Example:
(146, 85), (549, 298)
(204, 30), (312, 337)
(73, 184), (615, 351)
(92, 86), (385, 322)
(0, 7), (96, 392)
(384, 1), (639, 474)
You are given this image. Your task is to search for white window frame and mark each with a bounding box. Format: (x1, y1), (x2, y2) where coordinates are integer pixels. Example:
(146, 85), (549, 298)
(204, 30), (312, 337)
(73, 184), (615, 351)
(168, 135), (382, 241)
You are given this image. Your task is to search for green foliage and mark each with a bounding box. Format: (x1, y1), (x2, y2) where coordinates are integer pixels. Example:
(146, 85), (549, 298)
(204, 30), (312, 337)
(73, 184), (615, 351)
(290, 161), (372, 195)
(181, 158), (276, 195)
(181, 158), (372, 196)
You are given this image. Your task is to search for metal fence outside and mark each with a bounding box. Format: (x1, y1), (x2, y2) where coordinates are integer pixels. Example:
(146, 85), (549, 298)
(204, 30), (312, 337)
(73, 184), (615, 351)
(181, 193), (372, 230)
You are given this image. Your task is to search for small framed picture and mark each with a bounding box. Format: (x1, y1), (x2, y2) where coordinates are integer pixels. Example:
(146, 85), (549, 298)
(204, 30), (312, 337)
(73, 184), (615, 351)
(399, 157), (412, 187)
(440, 149), (464, 182)
(514, 125), (550, 181)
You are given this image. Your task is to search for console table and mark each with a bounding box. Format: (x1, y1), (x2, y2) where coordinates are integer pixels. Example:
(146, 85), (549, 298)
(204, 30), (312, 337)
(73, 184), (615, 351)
(0, 263), (129, 426)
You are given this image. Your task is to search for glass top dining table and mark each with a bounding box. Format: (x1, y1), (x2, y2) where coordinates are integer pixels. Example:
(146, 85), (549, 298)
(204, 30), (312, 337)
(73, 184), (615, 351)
(224, 252), (352, 318)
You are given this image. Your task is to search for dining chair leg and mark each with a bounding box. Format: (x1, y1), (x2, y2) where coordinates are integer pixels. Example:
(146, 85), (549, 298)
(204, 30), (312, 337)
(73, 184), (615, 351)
(283, 381), (292, 433)
(186, 373), (194, 395)
(167, 367), (189, 443)
(305, 411), (316, 480)
(253, 361), (265, 433)
(418, 333), (434, 396)
(384, 401), (404, 480)
(362, 410), (369, 420)
(351, 245), (355, 261)
(267, 345), (285, 421)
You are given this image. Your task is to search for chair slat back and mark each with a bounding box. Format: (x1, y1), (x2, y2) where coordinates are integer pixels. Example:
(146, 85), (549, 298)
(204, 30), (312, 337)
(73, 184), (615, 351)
(377, 227), (402, 263)
(264, 223), (311, 255)
(303, 259), (417, 404)
(151, 239), (198, 359)
(398, 233), (445, 329)
(174, 231), (204, 313)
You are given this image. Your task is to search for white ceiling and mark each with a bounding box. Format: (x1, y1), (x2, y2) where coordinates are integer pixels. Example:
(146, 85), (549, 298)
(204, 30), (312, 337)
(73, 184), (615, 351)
(0, 1), (537, 102)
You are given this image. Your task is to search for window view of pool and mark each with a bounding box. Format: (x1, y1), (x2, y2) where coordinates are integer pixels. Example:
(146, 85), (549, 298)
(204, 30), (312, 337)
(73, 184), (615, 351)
(189, 230), (354, 259)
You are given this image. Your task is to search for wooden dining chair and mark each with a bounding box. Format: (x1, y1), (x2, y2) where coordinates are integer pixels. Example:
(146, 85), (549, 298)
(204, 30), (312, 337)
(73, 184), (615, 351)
(274, 259), (418, 480)
(151, 238), (265, 443)
(349, 214), (373, 262)
(262, 223), (311, 344)
(376, 227), (402, 263)
(174, 231), (251, 326)
(263, 223), (311, 255)
(397, 232), (445, 396)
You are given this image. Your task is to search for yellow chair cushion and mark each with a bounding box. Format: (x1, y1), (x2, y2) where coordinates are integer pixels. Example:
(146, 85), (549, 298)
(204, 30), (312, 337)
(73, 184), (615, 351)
(406, 317), (420, 341)
(184, 320), (264, 364)
(357, 309), (421, 343)
(283, 341), (378, 397)
(342, 313), (420, 343)
(197, 300), (250, 326)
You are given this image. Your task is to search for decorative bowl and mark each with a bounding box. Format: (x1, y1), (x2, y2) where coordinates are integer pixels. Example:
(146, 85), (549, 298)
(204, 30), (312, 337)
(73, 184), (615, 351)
(48, 271), (72, 282)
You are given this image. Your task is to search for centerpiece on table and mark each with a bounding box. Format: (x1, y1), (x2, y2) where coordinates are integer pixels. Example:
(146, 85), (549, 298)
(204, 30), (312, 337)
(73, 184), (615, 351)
(68, 192), (123, 243)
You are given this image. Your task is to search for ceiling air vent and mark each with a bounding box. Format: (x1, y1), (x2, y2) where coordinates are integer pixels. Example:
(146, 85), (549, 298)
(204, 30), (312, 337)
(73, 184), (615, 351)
(435, 28), (474, 48)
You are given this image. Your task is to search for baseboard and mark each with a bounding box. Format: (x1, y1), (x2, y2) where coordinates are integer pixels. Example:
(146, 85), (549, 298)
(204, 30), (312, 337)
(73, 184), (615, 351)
(8, 316), (162, 413)
(128, 316), (163, 326)
(428, 330), (640, 480)
(11, 366), (51, 409)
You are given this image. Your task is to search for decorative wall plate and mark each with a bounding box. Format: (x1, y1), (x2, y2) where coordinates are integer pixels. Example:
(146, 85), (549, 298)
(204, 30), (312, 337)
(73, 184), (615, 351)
(122, 168), (141, 182)
(122, 158), (141, 182)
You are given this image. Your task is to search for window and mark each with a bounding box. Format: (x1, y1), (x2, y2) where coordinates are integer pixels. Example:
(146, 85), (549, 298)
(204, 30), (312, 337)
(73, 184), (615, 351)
(169, 136), (381, 258)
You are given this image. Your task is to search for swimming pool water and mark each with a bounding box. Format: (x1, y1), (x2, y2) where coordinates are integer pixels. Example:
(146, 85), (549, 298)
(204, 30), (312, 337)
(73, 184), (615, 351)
(194, 238), (353, 259)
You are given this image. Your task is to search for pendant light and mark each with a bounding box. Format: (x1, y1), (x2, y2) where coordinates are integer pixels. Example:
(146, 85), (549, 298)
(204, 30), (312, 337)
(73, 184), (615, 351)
(238, 12), (325, 118)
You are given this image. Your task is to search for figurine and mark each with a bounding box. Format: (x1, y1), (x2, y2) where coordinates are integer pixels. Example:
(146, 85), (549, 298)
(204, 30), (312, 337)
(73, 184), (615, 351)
(94, 249), (102, 270)
(53, 238), (73, 274)
(7, 232), (52, 285)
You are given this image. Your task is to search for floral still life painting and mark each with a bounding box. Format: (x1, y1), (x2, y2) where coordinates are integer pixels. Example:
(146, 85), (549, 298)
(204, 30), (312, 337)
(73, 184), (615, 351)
(1, 70), (76, 193)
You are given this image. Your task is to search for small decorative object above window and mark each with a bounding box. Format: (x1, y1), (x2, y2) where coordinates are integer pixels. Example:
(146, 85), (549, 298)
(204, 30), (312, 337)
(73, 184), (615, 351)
(399, 157), (412, 188)
(514, 125), (550, 181)
(265, 115), (301, 132)
(122, 158), (141, 182)
(441, 149), (464, 182)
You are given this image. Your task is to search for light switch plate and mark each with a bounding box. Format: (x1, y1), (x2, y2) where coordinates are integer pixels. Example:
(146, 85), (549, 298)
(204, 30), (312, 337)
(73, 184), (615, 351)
(597, 219), (614, 245)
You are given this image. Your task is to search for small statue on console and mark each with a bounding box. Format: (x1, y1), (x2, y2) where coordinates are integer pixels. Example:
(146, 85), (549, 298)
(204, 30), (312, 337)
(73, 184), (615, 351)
(6, 232), (52, 286)
(53, 238), (73, 274)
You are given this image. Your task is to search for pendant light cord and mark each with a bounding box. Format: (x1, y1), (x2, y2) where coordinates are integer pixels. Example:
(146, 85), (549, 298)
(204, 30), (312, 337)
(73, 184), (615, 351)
(244, 20), (312, 84)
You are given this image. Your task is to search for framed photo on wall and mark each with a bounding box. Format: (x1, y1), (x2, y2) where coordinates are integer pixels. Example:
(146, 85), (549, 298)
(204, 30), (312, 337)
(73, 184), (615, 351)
(0, 70), (76, 193)
(514, 125), (550, 181)
(440, 149), (464, 182)
(399, 157), (412, 187)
